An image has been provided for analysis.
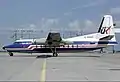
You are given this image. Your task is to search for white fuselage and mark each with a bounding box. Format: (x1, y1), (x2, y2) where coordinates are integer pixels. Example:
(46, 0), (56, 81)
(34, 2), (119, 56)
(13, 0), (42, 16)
(3, 32), (117, 53)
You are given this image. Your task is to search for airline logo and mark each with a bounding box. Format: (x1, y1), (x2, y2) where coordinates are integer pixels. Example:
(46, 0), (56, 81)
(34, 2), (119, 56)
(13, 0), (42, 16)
(100, 26), (111, 34)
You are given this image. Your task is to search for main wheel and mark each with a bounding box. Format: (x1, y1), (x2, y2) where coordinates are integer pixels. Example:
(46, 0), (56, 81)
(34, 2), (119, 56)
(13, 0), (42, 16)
(53, 53), (58, 57)
(55, 53), (58, 57)
(53, 53), (55, 57)
(9, 52), (13, 56)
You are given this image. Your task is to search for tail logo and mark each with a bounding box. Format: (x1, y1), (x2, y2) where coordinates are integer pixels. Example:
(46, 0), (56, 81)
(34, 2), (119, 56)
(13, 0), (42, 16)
(100, 26), (111, 34)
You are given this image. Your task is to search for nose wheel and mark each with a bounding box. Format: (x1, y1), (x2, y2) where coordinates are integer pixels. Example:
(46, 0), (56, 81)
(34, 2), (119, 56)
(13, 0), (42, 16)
(8, 52), (13, 56)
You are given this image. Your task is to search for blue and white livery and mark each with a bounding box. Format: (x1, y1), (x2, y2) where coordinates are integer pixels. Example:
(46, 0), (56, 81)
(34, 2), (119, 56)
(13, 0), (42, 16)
(3, 15), (117, 56)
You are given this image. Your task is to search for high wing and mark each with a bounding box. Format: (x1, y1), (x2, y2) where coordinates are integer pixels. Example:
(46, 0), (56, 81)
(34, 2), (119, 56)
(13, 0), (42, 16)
(45, 32), (62, 46)
(33, 32), (72, 46)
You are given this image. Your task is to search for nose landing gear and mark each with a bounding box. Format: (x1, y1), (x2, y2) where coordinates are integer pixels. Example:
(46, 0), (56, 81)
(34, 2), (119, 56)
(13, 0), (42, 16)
(8, 52), (13, 56)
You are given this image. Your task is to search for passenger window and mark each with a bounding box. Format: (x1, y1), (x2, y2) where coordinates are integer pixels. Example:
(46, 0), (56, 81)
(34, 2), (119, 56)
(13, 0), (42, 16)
(90, 42), (95, 44)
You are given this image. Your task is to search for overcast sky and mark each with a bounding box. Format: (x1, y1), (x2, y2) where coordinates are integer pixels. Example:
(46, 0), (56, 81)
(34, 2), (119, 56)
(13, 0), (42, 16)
(0, 0), (120, 50)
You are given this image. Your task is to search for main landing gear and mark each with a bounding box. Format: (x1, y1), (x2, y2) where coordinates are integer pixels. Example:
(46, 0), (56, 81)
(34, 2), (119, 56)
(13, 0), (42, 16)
(8, 52), (13, 56)
(100, 48), (104, 53)
(50, 47), (58, 57)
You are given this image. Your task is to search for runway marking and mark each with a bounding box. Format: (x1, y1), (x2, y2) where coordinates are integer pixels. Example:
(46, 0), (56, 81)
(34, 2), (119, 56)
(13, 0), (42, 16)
(40, 59), (47, 82)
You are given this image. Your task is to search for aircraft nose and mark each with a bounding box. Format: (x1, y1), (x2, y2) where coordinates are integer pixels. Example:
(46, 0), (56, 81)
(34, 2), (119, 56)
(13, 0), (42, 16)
(2, 45), (8, 50)
(2, 46), (5, 50)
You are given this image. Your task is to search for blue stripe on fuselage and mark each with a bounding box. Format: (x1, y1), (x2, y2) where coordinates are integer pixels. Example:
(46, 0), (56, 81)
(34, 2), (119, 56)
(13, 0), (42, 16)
(4, 44), (31, 48)
(4, 41), (117, 49)
(9, 47), (104, 53)
(73, 41), (117, 44)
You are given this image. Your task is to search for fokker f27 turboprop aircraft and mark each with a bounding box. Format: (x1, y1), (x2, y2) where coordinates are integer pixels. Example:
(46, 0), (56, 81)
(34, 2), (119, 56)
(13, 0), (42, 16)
(3, 15), (117, 57)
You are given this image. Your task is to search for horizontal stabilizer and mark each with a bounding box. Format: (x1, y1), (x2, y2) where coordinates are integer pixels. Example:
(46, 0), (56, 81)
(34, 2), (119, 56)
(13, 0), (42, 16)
(99, 35), (114, 40)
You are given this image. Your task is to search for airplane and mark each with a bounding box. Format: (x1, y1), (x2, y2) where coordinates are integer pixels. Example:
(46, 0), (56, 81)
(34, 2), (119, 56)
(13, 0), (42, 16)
(2, 15), (117, 57)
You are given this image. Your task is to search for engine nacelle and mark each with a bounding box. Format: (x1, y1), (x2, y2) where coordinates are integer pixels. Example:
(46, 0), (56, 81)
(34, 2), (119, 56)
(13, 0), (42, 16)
(62, 39), (74, 44)
(33, 38), (46, 44)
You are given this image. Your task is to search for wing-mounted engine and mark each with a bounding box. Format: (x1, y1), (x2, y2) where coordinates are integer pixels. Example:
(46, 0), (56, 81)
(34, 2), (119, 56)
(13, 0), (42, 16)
(33, 38), (46, 45)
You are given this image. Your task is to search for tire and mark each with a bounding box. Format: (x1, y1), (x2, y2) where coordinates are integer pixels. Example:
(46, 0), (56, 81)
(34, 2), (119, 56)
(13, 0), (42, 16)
(53, 53), (58, 57)
(55, 53), (58, 57)
(53, 53), (55, 57)
(9, 52), (13, 56)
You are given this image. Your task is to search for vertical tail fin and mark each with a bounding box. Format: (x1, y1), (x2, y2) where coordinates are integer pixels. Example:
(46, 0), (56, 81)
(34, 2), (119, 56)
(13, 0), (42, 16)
(98, 15), (115, 35)
(98, 15), (117, 45)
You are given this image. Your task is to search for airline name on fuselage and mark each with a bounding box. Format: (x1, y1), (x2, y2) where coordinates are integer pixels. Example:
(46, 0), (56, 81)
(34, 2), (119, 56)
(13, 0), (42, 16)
(84, 36), (94, 38)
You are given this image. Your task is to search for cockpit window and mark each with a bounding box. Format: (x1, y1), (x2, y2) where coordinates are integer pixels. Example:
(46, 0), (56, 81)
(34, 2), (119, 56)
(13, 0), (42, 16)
(14, 42), (21, 44)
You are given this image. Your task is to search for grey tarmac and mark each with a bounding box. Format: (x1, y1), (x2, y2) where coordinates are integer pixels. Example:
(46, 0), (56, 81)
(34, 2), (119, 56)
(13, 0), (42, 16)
(0, 52), (120, 81)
